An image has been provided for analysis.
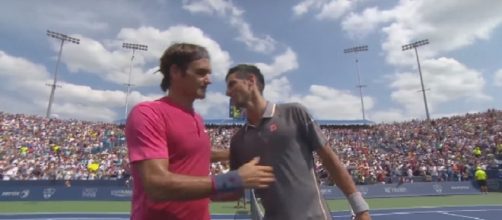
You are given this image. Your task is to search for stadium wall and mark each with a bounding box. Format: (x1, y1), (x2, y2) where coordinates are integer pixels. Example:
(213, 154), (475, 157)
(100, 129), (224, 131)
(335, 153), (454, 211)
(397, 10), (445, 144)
(324, 181), (482, 199)
(0, 181), (492, 201)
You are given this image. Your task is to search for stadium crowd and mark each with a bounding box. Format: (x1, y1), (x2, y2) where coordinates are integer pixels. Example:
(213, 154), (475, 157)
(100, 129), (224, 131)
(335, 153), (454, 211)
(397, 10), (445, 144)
(0, 109), (501, 185)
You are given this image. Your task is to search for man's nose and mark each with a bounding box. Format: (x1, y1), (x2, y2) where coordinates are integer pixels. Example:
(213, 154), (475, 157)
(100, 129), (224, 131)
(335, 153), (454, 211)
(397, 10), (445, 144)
(205, 75), (212, 85)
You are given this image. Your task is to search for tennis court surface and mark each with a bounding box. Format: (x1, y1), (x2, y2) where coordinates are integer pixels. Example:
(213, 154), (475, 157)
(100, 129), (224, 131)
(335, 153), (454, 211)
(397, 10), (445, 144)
(1, 205), (501, 220)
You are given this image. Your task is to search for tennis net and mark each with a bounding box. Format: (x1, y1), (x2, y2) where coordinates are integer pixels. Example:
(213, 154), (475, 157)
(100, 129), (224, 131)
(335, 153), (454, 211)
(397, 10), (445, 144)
(249, 189), (264, 220)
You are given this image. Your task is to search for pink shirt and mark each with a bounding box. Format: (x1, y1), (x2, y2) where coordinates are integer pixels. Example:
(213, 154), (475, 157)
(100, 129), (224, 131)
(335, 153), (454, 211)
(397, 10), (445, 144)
(126, 97), (211, 220)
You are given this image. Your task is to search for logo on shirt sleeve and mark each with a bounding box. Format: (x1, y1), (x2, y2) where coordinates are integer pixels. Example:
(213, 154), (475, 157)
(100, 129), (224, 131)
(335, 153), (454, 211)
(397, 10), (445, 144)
(269, 123), (278, 132)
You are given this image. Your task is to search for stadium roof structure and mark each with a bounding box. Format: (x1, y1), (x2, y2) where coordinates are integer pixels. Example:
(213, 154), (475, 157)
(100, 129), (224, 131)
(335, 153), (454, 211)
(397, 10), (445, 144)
(205, 118), (246, 125)
(204, 118), (375, 126)
(114, 119), (127, 125)
(316, 119), (375, 126)
(115, 118), (375, 126)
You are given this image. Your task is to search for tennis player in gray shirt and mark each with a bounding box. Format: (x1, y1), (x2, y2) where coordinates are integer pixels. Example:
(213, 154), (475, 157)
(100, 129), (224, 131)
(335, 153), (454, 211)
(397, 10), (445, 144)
(225, 64), (371, 220)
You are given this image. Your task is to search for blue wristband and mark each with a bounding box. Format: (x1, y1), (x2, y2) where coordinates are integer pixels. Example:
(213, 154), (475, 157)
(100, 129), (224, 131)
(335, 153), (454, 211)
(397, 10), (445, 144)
(213, 171), (244, 192)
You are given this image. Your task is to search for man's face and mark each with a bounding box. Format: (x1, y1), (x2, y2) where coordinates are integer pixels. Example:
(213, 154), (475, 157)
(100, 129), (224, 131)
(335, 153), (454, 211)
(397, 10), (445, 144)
(226, 73), (251, 108)
(179, 58), (212, 99)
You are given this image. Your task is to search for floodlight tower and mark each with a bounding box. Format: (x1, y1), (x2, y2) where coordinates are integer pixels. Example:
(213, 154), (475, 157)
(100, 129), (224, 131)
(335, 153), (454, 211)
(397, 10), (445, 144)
(344, 45), (368, 121)
(402, 39), (430, 121)
(122, 43), (148, 119)
(45, 30), (80, 118)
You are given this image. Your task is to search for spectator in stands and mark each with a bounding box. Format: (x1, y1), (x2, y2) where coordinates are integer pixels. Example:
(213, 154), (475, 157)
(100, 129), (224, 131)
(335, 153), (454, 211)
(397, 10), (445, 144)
(474, 166), (488, 194)
(497, 138), (502, 156)
(473, 146), (482, 158)
(0, 100), (500, 187)
(225, 64), (371, 220)
(65, 179), (72, 187)
(125, 43), (275, 220)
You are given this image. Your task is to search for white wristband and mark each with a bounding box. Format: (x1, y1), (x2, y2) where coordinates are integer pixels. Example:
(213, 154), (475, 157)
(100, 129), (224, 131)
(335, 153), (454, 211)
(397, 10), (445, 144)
(348, 192), (369, 214)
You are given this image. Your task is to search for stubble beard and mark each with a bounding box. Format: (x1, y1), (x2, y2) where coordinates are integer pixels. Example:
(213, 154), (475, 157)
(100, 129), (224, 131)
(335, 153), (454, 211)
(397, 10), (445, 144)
(195, 87), (207, 99)
(234, 98), (247, 109)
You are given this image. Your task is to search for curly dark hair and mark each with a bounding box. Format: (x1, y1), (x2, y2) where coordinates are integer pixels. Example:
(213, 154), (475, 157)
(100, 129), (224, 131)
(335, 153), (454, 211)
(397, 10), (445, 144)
(225, 64), (265, 93)
(159, 43), (210, 92)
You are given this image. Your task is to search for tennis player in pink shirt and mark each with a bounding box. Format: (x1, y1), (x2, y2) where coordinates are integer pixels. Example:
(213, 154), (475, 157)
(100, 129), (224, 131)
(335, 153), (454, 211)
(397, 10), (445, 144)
(126, 43), (275, 220)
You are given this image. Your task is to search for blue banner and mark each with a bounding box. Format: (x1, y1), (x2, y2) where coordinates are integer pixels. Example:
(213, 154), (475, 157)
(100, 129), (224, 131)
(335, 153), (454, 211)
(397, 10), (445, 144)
(0, 181), (488, 201)
(487, 179), (502, 192)
(321, 181), (481, 199)
(0, 186), (132, 201)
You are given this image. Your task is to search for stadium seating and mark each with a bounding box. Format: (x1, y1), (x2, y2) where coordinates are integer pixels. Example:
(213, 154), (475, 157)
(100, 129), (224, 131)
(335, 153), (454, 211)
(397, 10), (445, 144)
(0, 109), (500, 184)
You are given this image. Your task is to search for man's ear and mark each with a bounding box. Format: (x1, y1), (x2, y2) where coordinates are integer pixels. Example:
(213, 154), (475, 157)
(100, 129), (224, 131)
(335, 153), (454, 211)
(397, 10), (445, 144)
(170, 64), (182, 80)
(246, 74), (256, 86)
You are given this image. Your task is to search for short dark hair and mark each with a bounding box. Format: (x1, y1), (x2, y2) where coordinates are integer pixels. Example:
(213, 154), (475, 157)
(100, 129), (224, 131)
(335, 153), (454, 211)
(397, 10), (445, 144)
(159, 43), (210, 92)
(225, 64), (265, 93)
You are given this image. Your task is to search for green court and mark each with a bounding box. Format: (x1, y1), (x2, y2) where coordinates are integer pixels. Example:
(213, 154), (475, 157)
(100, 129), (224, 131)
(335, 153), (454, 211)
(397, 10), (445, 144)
(1, 194), (501, 214)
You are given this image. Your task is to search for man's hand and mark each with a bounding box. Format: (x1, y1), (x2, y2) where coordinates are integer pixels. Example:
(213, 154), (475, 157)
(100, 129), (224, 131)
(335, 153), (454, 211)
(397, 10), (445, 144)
(353, 211), (371, 220)
(237, 157), (275, 188)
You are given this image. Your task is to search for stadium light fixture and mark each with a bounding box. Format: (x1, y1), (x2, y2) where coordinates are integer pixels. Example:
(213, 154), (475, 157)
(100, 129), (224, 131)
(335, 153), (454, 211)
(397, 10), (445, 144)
(122, 42), (148, 119)
(45, 30), (80, 118)
(344, 45), (369, 121)
(402, 39), (431, 121)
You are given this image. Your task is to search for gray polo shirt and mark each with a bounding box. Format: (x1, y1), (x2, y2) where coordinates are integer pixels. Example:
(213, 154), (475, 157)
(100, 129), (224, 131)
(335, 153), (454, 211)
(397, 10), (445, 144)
(230, 102), (333, 220)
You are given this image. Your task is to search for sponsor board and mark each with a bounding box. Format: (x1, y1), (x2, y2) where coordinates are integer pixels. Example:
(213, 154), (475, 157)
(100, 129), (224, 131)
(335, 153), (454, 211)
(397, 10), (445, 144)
(82, 188), (98, 198)
(110, 189), (132, 198)
(43, 188), (56, 199)
(1, 190), (30, 199)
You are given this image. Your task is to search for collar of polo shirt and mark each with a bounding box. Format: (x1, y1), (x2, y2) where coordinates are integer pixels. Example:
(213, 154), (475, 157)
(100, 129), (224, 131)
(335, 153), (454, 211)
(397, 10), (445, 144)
(245, 101), (276, 131)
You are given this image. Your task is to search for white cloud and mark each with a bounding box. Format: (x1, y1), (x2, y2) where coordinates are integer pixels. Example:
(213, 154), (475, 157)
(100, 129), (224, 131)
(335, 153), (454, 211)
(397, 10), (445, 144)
(420, 1), (502, 50)
(0, 51), (49, 80)
(425, 58), (490, 102)
(116, 26), (233, 81)
(1, 0), (500, 124)
(43, 7), (109, 32)
(495, 69), (502, 87)
(199, 76), (376, 121)
(388, 57), (490, 118)
(182, 0), (276, 53)
(182, 0), (242, 16)
(370, 109), (408, 123)
(0, 93), (41, 116)
(249, 47), (375, 120)
(341, 0), (502, 66)
(293, 0), (317, 16)
(337, 0), (502, 120)
(317, 0), (354, 20)
(195, 48), (298, 119)
(20, 23), (295, 121)
(289, 85), (374, 120)
(293, 0), (356, 20)
(0, 50), (157, 122)
(54, 34), (154, 86)
(255, 47), (299, 80)
(264, 77), (292, 103)
(0, 1), (146, 35)
(196, 48), (298, 119)
(342, 7), (393, 38)
(194, 91), (229, 118)
(50, 102), (118, 122)
(57, 26), (232, 86)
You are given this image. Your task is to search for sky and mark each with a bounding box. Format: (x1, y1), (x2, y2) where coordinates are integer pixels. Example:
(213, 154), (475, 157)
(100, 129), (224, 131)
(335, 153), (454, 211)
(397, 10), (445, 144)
(0, 0), (501, 123)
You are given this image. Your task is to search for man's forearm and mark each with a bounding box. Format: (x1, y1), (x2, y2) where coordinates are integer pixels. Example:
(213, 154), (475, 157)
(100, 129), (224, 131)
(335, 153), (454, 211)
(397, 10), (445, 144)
(144, 172), (214, 201)
(318, 146), (370, 216)
(317, 146), (357, 196)
(145, 170), (245, 201)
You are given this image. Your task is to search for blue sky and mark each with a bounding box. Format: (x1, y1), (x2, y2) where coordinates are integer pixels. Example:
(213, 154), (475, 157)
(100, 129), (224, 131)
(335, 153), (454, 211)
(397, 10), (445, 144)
(0, 0), (501, 123)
